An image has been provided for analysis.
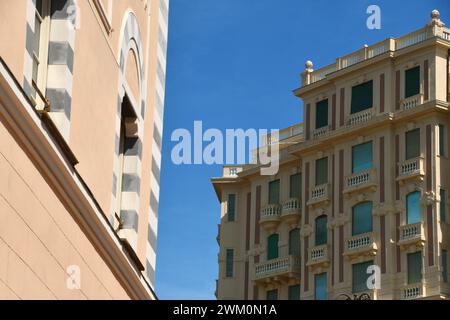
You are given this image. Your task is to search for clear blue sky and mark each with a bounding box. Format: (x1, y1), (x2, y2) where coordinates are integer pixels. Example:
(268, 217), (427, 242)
(156, 0), (449, 300)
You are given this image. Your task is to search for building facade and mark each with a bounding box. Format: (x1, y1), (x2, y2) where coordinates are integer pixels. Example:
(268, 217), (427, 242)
(213, 10), (450, 300)
(0, 0), (169, 299)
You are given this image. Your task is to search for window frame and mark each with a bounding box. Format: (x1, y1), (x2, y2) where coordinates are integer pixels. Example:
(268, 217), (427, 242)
(405, 128), (421, 160)
(267, 234), (279, 261)
(440, 189), (446, 223)
(439, 124), (446, 157)
(404, 66), (421, 99)
(350, 80), (373, 114)
(406, 191), (421, 225)
(315, 99), (329, 129)
(289, 173), (301, 199)
(352, 202), (373, 236)
(225, 248), (234, 278)
(268, 179), (280, 205)
(227, 194), (236, 222)
(314, 272), (328, 300)
(407, 251), (423, 285)
(315, 215), (328, 246)
(352, 260), (374, 293)
(266, 289), (278, 300)
(352, 141), (373, 174)
(289, 228), (300, 256)
(288, 285), (301, 300)
(315, 157), (328, 186)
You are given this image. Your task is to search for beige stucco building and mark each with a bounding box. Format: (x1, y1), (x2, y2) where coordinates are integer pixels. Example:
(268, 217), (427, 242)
(213, 10), (450, 300)
(0, 0), (169, 299)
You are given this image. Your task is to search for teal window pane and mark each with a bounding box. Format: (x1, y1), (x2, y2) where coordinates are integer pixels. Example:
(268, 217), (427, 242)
(352, 261), (374, 293)
(352, 141), (373, 173)
(315, 99), (328, 129)
(352, 202), (373, 236)
(289, 173), (301, 199)
(315, 216), (328, 246)
(443, 250), (448, 283)
(289, 228), (300, 256)
(439, 125), (445, 156)
(227, 194), (236, 222)
(315, 273), (327, 300)
(268, 180), (280, 204)
(441, 189), (446, 223)
(351, 81), (373, 114)
(267, 234), (279, 260)
(407, 251), (422, 284)
(266, 289), (278, 300)
(315, 157), (328, 186)
(406, 129), (420, 160)
(225, 249), (234, 278)
(288, 285), (300, 300)
(405, 66), (420, 98)
(407, 192), (421, 224)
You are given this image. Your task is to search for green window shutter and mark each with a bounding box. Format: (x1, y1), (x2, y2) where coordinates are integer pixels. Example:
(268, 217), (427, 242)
(315, 216), (328, 246)
(315, 157), (328, 186)
(289, 173), (301, 199)
(267, 234), (279, 260)
(314, 273), (327, 300)
(352, 141), (373, 173)
(405, 129), (420, 160)
(351, 81), (373, 114)
(441, 189), (446, 223)
(289, 228), (300, 256)
(439, 124), (445, 156)
(443, 250), (448, 283)
(407, 251), (423, 284)
(352, 261), (374, 293)
(405, 66), (420, 98)
(268, 179), (280, 204)
(315, 99), (329, 129)
(352, 202), (373, 236)
(225, 249), (234, 278)
(288, 285), (301, 300)
(227, 194), (236, 222)
(407, 192), (421, 225)
(266, 289), (278, 300)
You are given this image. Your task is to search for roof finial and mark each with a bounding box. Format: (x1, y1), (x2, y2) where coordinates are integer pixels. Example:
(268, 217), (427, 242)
(429, 9), (445, 27)
(305, 60), (314, 73)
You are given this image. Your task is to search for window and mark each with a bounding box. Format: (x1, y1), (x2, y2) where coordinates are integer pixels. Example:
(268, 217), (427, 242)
(268, 180), (280, 205)
(352, 261), (373, 293)
(31, 0), (51, 106)
(227, 194), (236, 222)
(406, 191), (421, 225)
(405, 66), (420, 98)
(289, 173), (301, 199)
(351, 81), (373, 114)
(225, 249), (234, 278)
(315, 99), (328, 129)
(266, 289), (278, 300)
(315, 215), (328, 246)
(352, 141), (373, 173)
(443, 250), (448, 283)
(352, 202), (373, 236)
(407, 252), (422, 284)
(441, 189), (446, 223)
(288, 285), (300, 300)
(289, 228), (300, 256)
(267, 234), (279, 260)
(314, 273), (327, 300)
(439, 124), (445, 156)
(405, 129), (420, 160)
(315, 157), (328, 186)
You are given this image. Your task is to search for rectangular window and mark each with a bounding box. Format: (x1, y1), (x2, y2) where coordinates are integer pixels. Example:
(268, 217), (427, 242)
(352, 202), (373, 236)
(288, 285), (301, 300)
(314, 273), (327, 300)
(289, 173), (301, 199)
(439, 124), (445, 156)
(352, 261), (374, 293)
(441, 189), (446, 223)
(225, 249), (234, 278)
(315, 157), (328, 186)
(405, 66), (421, 98)
(407, 252), (422, 284)
(227, 194), (236, 222)
(351, 81), (373, 114)
(268, 180), (280, 204)
(352, 141), (373, 173)
(443, 250), (448, 283)
(266, 289), (278, 300)
(315, 99), (329, 129)
(406, 129), (420, 160)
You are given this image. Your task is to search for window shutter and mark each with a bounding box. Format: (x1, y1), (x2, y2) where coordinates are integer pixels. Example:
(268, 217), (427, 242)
(266, 289), (278, 300)
(289, 173), (301, 199)
(443, 250), (448, 283)
(440, 189), (446, 223)
(227, 194), (236, 222)
(407, 251), (423, 284)
(314, 273), (328, 300)
(405, 66), (420, 98)
(315, 216), (328, 246)
(315, 99), (329, 129)
(405, 129), (420, 160)
(268, 180), (280, 204)
(439, 125), (445, 156)
(315, 157), (328, 186)
(288, 285), (301, 300)
(267, 234), (279, 260)
(352, 141), (373, 173)
(225, 249), (234, 278)
(352, 261), (374, 293)
(352, 202), (373, 236)
(351, 81), (373, 114)
(406, 192), (421, 225)
(289, 228), (300, 256)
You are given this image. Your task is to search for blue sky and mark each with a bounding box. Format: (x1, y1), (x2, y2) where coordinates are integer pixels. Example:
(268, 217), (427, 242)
(155, 0), (449, 299)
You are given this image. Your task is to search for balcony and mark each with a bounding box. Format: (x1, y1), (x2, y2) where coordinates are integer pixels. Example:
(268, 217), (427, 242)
(346, 109), (374, 127)
(344, 233), (377, 259)
(343, 168), (377, 195)
(281, 198), (301, 226)
(398, 222), (425, 249)
(401, 283), (424, 300)
(400, 93), (424, 111)
(307, 245), (330, 270)
(397, 157), (425, 184)
(312, 126), (329, 140)
(254, 255), (301, 283)
(259, 204), (281, 231)
(307, 184), (330, 207)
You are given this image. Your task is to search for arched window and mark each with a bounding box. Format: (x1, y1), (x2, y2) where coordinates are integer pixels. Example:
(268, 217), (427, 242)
(352, 202), (373, 236)
(407, 192), (421, 224)
(267, 234), (279, 260)
(289, 228), (300, 256)
(315, 216), (327, 246)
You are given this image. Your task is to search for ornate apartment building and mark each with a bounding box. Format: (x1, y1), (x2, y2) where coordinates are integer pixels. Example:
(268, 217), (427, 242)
(0, 0), (169, 299)
(212, 10), (450, 300)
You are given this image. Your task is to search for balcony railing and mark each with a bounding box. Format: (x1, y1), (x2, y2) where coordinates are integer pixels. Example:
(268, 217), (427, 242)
(400, 93), (424, 110)
(260, 204), (281, 230)
(308, 184), (330, 206)
(344, 168), (376, 193)
(398, 223), (425, 249)
(309, 244), (328, 262)
(282, 198), (300, 214)
(401, 284), (423, 300)
(312, 126), (329, 139)
(254, 256), (301, 281)
(346, 233), (377, 254)
(347, 109), (373, 127)
(398, 157), (424, 180)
